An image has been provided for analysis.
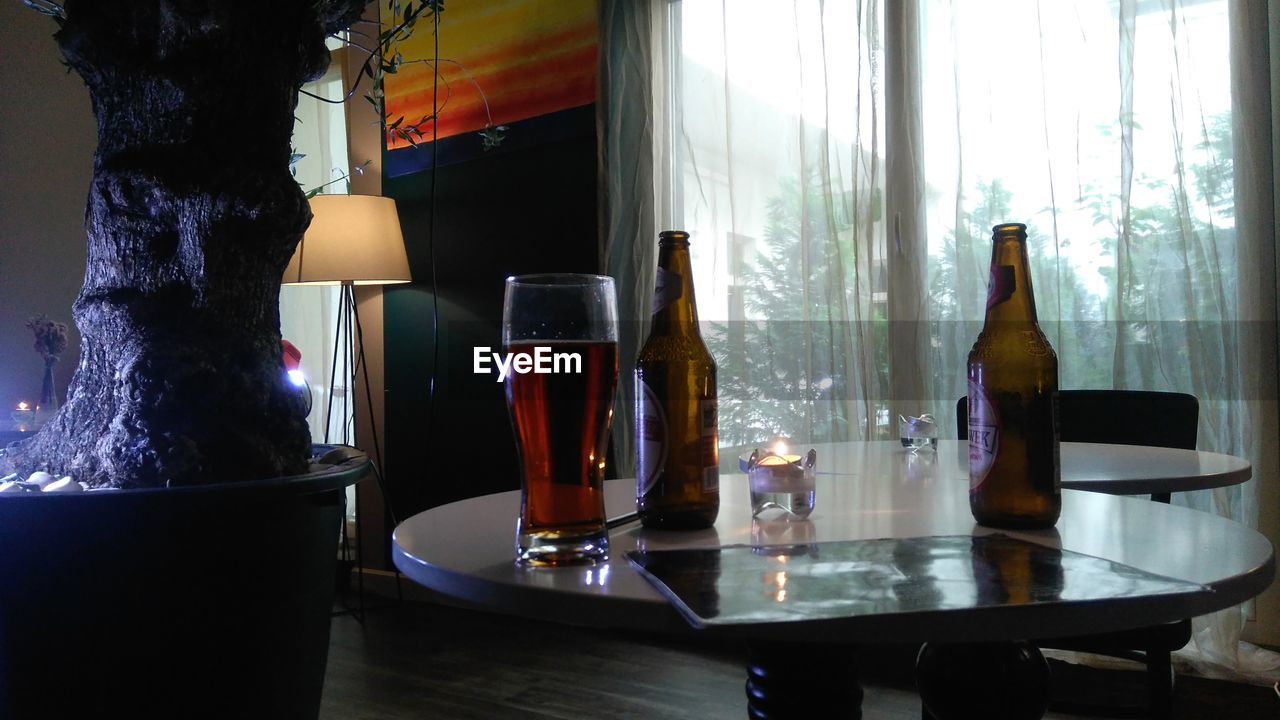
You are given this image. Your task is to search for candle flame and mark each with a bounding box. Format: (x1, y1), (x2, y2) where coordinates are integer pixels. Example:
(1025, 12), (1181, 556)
(17, 402), (28, 411)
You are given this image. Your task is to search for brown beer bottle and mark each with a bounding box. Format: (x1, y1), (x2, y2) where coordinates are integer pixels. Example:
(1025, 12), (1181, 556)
(636, 230), (719, 529)
(967, 223), (1060, 529)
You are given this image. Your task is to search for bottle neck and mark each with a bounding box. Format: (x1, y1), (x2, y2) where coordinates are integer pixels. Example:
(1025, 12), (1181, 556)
(651, 240), (700, 334)
(983, 232), (1038, 325)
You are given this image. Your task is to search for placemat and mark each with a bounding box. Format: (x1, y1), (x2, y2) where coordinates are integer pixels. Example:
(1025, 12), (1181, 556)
(626, 534), (1209, 629)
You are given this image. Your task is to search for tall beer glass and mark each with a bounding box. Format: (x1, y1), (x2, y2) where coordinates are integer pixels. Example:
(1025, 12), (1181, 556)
(503, 274), (619, 566)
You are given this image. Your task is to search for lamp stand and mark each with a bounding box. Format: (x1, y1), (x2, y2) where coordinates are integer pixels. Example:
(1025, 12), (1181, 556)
(326, 282), (403, 623)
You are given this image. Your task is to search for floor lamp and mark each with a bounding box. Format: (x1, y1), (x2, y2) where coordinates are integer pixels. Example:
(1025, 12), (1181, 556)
(284, 194), (410, 621)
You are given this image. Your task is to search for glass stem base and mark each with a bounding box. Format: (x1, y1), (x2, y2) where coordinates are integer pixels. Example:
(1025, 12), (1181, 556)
(516, 524), (609, 566)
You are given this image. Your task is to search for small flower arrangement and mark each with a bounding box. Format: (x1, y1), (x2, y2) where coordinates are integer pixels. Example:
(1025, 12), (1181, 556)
(25, 315), (69, 360)
(26, 315), (69, 415)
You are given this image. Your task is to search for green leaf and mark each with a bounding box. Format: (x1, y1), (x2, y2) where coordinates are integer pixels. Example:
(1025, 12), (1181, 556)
(480, 125), (508, 151)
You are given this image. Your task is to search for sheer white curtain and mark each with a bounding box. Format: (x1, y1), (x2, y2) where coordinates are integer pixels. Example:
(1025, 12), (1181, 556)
(602, 0), (892, 455)
(602, 0), (1278, 682)
(920, 0), (1275, 681)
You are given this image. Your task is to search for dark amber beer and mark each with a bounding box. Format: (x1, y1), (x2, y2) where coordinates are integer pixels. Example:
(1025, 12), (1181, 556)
(506, 341), (619, 535)
(636, 230), (720, 529)
(967, 223), (1060, 528)
(503, 274), (618, 565)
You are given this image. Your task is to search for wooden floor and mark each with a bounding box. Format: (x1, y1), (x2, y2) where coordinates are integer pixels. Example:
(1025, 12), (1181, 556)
(322, 600), (1277, 719)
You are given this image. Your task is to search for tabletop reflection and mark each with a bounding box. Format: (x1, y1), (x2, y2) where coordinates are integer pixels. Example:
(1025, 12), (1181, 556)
(626, 534), (1209, 628)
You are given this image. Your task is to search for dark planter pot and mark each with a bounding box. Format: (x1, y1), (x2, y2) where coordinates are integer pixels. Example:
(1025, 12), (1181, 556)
(0, 445), (370, 720)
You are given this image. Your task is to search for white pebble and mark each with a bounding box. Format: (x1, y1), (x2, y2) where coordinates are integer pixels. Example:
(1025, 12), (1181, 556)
(42, 477), (84, 493)
(26, 471), (55, 488)
(0, 481), (24, 493)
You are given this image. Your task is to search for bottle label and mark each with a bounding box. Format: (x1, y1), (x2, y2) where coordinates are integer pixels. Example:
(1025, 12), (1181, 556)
(968, 379), (999, 492)
(986, 265), (1016, 310)
(636, 378), (668, 497)
(652, 267), (683, 315)
(699, 398), (719, 492)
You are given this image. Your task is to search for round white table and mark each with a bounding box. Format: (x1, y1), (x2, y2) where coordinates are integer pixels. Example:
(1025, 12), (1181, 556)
(393, 442), (1272, 718)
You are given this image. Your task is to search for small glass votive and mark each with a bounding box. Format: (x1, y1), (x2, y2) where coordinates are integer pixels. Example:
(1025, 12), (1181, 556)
(899, 413), (938, 452)
(747, 444), (817, 519)
(10, 402), (35, 425)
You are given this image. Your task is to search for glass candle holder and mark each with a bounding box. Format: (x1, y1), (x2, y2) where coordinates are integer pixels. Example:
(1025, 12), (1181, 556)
(899, 413), (938, 452)
(10, 402), (35, 425)
(746, 445), (817, 519)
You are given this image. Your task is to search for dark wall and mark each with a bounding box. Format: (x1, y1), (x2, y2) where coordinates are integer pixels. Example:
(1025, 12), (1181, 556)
(0, 2), (91, 411)
(383, 106), (598, 519)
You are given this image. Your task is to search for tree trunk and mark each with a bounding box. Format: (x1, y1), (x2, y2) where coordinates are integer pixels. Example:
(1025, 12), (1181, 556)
(1, 0), (368, 488)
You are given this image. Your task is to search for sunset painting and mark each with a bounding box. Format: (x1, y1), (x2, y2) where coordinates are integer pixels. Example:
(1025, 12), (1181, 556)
(380, 0), (597, 151)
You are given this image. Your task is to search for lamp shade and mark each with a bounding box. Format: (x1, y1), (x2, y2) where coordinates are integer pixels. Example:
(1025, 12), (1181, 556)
(283, 194), (411, 285)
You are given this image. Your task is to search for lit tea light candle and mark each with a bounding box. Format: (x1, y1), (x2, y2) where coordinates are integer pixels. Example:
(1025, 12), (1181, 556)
(746, 442), (818, 519)
(763, 440), (802, 465)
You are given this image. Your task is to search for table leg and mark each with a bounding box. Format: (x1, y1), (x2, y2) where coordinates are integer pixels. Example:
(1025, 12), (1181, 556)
(745, 640), (863, 719)
(1148, 648), (1174, 720)
(915, 641), (1050, 720)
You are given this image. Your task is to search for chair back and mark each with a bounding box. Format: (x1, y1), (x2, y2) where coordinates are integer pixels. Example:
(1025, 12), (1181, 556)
(956, 390), (1198, 450)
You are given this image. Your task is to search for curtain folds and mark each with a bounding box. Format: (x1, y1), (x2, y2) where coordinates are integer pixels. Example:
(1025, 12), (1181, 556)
(600, 0), (1277, 681)
(885, 0), (931, 429)
(598, 0), (667, 478)
(1219, 0), (1280, 683)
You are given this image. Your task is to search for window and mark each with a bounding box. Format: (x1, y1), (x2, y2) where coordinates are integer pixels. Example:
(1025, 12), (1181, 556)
(667, 0), (1235, 450)
(283, 48), (350, 446)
